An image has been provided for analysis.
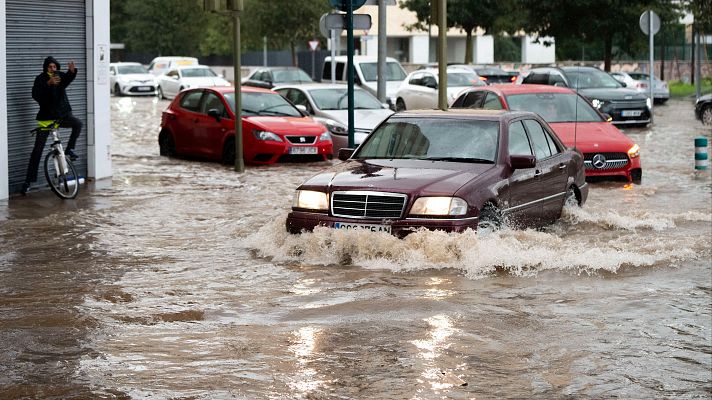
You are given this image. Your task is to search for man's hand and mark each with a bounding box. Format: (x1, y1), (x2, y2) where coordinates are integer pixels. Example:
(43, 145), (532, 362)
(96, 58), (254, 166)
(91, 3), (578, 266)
(68, 61), (76, 73)
(48, 75), (61, 85)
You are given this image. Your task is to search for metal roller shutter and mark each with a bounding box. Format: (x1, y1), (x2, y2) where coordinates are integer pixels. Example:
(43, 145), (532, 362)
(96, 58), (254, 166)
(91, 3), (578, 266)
(6, 0), (87, 193)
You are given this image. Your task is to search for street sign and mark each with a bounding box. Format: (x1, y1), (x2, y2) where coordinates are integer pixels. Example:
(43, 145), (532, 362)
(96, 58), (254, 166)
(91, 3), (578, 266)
(308, 40), (319, 51)
(322, 12), (372, 31)
(330, 0), (368, 12)
(639, 10), (660, 36)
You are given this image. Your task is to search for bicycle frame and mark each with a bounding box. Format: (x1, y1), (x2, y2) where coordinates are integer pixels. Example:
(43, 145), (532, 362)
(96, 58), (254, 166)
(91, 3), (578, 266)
(48, 126), (69, 179)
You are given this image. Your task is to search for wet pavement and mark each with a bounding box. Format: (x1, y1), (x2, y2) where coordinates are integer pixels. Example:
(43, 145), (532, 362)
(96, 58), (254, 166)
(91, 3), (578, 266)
(0, 96), (710, 399)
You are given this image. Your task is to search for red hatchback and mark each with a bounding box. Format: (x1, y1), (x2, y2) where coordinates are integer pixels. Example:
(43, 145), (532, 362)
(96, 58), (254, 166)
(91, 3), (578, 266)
(452, 84), (642, 183)
(159, 86), (333, 164)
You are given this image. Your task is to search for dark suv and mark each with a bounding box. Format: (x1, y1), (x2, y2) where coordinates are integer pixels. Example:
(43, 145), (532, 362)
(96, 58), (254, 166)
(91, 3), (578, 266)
(519, 66), (651, 126)
(695, 94), (712, 125)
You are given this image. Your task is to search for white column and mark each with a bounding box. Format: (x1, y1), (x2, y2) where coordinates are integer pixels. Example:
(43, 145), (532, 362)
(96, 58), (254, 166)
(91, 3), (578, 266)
(364, 35), (378, 58)
(447, 37), (467, 64)
(473, 35), (494, 64)
(521, 35), (555, 64)
(409, 35), (430, 64)
(0, 0), (8, 199)
(86, 0), (112, 181)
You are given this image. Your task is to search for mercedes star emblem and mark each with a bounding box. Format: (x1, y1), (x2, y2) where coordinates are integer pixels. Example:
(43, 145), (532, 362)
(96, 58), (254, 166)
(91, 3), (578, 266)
(592, 153), (607, 169)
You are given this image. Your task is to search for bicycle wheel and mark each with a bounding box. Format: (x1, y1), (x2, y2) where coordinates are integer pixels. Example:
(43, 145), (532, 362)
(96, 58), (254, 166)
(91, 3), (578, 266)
(44, 151), (80, 199)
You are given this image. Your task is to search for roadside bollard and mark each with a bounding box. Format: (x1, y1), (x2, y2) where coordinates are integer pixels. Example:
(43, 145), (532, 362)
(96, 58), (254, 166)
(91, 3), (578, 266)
(695, 136), (708, 171)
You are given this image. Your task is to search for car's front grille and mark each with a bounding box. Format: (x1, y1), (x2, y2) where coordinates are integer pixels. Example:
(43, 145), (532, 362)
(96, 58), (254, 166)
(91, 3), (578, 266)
(331, 191), (407, 219)
(607, 99), (648, 108)
(285, 135), (316, 144)
(584, 152), (630, 170)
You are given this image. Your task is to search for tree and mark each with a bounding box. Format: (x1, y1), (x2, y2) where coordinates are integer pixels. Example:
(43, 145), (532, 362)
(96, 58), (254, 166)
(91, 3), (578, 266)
(520, 0), (682, 71)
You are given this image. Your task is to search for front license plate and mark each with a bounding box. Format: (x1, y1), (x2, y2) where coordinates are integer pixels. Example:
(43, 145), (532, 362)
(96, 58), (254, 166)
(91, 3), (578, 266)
(334, 222), (392, 234)
(621, 109), (643, 117)
(136, 86), (152, 91)
(289, 146), (317, 155)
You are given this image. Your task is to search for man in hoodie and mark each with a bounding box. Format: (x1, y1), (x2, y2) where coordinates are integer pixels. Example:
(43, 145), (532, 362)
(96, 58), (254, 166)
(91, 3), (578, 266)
(21, 56), (82, 194)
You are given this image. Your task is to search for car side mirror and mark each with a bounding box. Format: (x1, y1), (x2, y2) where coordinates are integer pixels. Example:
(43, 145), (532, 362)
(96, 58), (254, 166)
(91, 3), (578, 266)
(295, 104), (309, 115)
(620, 82), (627, 87)
(338, 148), (355, 161)
(207, 109), (222, 121)
(510, 154), (536, 169)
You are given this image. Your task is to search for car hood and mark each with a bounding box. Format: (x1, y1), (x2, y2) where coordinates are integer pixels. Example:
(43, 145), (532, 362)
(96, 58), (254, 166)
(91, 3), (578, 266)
(319, 109), (393, 130)
(247, 116), (327, 135)
(181, 77), (230, 87)
(550, 122), (635, 152)
(119, 74), (155, 81)
(579, 88), (647, 101)
(299, 159), (491, 195)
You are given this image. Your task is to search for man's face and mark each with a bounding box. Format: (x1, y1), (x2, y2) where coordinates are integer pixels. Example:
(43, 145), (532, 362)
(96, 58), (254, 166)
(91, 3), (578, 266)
(47, 63), (57, 73)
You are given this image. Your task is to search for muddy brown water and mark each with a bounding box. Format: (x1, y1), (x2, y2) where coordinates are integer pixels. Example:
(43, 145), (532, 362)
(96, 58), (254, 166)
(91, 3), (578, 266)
(0, 97), (710, 399)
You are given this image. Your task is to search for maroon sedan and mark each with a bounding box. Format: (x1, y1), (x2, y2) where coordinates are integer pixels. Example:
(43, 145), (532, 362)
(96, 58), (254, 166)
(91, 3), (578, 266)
(286, 109), (588, 237)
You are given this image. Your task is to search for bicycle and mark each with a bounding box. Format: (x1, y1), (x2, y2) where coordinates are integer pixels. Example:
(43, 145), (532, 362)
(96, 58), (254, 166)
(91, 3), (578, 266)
(30, 120), (80, 199)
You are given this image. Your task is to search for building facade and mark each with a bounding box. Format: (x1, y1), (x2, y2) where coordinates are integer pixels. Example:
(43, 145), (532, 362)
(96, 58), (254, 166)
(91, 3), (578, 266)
(0, 0), (111, 199)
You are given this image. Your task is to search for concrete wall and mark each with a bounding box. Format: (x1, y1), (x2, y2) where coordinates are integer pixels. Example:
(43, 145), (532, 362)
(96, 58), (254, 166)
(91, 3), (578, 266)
(521, 35), (556, 64)
(409, 35), (430, 64)
(474, 35), (494, 64)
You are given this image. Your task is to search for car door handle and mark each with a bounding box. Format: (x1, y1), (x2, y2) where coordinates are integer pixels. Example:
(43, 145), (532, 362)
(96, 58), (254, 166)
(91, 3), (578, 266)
(558, 163), (567, 170)
(535, 169), (542, 176)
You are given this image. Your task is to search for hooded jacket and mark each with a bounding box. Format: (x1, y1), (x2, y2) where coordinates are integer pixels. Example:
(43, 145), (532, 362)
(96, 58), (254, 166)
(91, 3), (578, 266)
(32, 56), (77, 120)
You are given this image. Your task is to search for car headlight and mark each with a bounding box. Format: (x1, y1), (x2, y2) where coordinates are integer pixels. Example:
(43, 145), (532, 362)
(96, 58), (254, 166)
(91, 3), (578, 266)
(293, 190), (329, 210)
(319, 131), (332, 142)
(591, 99), (604, 109)
(646, 97), (652, 109)
(253, 130), (283, 142)
(409, 197), (468, 216)
(314, 117), (347, 136)
(627, 144), (640, 158)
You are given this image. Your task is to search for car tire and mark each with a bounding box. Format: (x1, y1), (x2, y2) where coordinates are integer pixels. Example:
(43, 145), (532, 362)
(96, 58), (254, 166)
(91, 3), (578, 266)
(702, 105), (712, 126)
(222, 137), (235, 165)
(565, 186), (579, 207)
(159, 130), (176, 157)
(114, 83), (122, 96)
(157, 86), (165, 100)
(396, 98), (406, 112)
(631, 169), (642, 184)
(477, 203), (503, 231)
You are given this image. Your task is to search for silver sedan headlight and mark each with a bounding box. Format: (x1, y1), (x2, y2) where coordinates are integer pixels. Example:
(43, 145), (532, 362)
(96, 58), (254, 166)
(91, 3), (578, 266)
(293, 190), (329, 210)
(409, 197), (468, 216)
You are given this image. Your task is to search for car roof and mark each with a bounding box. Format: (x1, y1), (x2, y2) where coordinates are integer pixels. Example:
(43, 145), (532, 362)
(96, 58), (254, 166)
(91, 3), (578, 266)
(470, 84), (576, 96)
(394, 109), (536, 122)
(110, 62), (142, 66)
(273, 83), (365, 91)
(209, 86), (271, 94)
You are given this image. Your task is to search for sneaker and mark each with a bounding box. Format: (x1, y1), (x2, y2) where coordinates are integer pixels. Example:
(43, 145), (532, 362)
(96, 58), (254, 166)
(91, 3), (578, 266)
(20, 182), (31, 195)
(65, 149), (78, 161)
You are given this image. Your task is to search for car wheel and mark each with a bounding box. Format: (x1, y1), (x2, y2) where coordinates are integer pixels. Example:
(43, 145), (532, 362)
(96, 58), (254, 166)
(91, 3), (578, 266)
(631, 169), (642, 184)
(157, 86), (165, 100)
(114, 83), (122, 96)
(159, 130), (176, 157)
(222, 137), (235, 165)
(396, 98), (406, 112)
(477, 203), (503, 231)
(702, 105), (712, 126)
(565, 186), (579, 207)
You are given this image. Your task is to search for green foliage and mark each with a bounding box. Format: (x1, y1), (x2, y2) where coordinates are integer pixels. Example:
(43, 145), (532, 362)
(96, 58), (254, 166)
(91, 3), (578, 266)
(686, 0), (712, 32)
(669, 78), (712, 97)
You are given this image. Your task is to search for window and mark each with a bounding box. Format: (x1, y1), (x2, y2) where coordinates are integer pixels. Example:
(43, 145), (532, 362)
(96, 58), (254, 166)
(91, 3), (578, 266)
(522, 72), (550, 85)
(408, 72), (423, 85)
(335, 62), (346, 81)
(201, 92), (226, 116)
(322, 62), (333, 80)
(508, 121), (533, 156)
(286, 89), (308, 107)
(523, 119), (558, 159)
(455, 91), (486, 108)
(180, 90), (204, 112)
(421, 74), (437, 88)
(482, 93), (503, 110)
(549, 73), (567, 87)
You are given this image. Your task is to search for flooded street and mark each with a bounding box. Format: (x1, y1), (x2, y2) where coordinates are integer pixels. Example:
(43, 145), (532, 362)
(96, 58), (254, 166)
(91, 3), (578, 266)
(1, 96), (710, 399)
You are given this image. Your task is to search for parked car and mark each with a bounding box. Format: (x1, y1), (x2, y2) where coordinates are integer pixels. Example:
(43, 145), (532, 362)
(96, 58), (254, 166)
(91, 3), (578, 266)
(274, 83), (393, 154)
(242, 66), (314, 89)
(517, 66), (651, 126)
(453, 64), (519, 84)
(452, 84), (642, 183)
(109, 62), (158, 96)
(695, 93), (712, 125)
(147, 56), (199, 76)
(158, 86), (333, 165)
(157, 65), (231, 100)
(394, 67), (485, 111)
(321, 56), (408, 109)
(610, 71), (669, 103)
(286, 109), (588, 237)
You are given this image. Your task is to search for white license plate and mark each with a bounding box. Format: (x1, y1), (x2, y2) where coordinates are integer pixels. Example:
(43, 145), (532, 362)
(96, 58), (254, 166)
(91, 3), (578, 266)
(621, 110), (643, 117)
(289, 146), (317, 155)
(334, 222), (392, 234)
(136, 86), (152, 91)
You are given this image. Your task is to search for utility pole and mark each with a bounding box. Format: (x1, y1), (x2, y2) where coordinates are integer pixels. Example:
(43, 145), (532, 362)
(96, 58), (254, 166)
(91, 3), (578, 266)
(437, 0), (447, 110)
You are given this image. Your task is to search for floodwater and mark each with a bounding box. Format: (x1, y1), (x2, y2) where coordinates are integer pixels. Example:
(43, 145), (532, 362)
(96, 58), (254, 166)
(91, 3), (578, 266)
(0, 96), (710, 399)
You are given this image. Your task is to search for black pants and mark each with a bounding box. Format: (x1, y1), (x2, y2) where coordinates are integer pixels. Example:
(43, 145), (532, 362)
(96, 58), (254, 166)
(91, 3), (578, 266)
(24, 115), (82, 184)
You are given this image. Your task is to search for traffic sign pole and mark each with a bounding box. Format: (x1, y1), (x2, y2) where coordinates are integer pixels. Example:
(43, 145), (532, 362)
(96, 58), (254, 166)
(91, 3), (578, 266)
(648, 10), (654, 123)
(346, 0), (355, 147)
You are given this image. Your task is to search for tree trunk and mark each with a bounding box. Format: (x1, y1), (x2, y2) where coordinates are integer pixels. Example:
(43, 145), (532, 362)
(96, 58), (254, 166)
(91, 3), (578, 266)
(291, 41), (297, 67)
(691, 25), (695, 85)
(603, 34), (613, 72)
(465, 29), (473, 64)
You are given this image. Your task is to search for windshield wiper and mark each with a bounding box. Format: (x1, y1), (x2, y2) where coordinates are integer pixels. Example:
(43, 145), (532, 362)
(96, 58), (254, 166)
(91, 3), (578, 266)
(420, 157), (494, 163)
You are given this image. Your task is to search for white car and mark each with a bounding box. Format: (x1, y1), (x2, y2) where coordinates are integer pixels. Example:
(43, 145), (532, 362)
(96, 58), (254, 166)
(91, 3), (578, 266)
(611, 71), (670, 104)
(274, 83), (394, 153)
(109, 62), (158, 96)
(156, 65), (231, 100)
(394, 67), (485, 111)
(321, 56), (408, 109)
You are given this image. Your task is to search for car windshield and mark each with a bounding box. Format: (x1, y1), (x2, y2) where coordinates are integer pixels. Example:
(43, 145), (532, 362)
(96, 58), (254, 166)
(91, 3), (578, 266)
(505, 93), (603, 123)
(354, 118), (499, 163)
(117, 65), (148, 74)
(564, 68), (623, 89)
(310, 88), (383, 110)
(224, 92), (303, 117)
(359, 62), (407, 82)
(447, 71), (483, 87)
(273, 69), (313, 83)
(181, 68), (217, 78)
